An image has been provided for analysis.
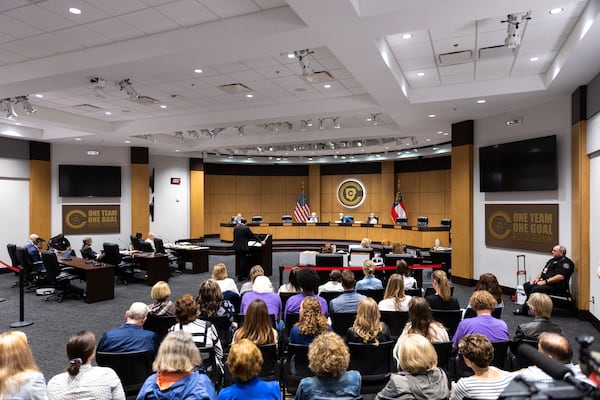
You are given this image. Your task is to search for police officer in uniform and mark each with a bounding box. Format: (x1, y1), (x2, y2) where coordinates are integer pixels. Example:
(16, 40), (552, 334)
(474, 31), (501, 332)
(513, 244), (575, 315)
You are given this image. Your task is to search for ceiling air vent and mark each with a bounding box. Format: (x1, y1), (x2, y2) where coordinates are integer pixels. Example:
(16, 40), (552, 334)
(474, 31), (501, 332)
(132, 96), (159, 104)
(479, 45), (514, 59)
(219, 83), (252, 94)
(73, 104), (104, 112)
(304, 71), (333, 83)
(438, 50), (473, 66)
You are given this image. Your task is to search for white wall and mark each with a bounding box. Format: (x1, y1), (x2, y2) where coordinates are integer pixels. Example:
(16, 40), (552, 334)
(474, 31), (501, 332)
(587, 112), (600, 319)
(0, 158), (30, 263)
(473, 97), (572, 291)
(149, 155), (190, 243)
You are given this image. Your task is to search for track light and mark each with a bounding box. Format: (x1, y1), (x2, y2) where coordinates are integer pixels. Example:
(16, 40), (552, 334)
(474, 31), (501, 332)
(91, 77), (107, 98)
(15, 96), (36, 115)
(115, 79), (139, 99)
(235, 125), (246, 136)
(2, 99), (17, 119)
(370, 113), (382, 126)
(502, 12), (531, 49)
(332, 117), (341, 129)
(294, 49), (314, 77)
(319, 118), (325, 130)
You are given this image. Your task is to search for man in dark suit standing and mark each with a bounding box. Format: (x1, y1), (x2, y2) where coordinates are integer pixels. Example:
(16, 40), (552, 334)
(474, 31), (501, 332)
(232, 218), (264, 281)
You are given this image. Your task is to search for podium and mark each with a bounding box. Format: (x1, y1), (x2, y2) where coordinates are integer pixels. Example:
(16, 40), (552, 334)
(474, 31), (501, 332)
(235, 234), (272, 276)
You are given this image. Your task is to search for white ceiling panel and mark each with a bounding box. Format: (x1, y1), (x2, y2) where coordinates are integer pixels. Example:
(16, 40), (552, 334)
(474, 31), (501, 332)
(199, 0), (261, 18)
(23, 33), (82, 54)
(88, 0), (148, 16)
(438, 63), (474, 77)
(0, 47), (27, 65)
(5, 5), (76, 32)
(0, 13), (43, 37)
(155, 0), (218, 26)
(54, 25), (113, 47)
(429, 22), (475, 41)
(252, 0), (288, 9)
(441, 73), (474, 85)
(387, 30), (430, 46)
(432, 35), (476, 55)
(117, 8), (180, 34)
(391, 43), (434, 60)
(243, 56), (282, 69)
(37, 0), (111, 24)
(226, 70), (267, 83)
(398, 56), (437, 71)
(0, 39), (55, 59)
(86, 18), (147, 41)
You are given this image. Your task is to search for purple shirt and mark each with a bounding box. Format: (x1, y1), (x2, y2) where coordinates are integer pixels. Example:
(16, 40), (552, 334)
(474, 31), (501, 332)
(284, 293), (328, 318)
(452, 315), (509, 347)
(240, 291), (282, 318)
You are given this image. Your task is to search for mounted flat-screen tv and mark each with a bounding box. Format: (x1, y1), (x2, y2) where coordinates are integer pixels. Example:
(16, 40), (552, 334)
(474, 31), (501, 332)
(479, 135), (557, 192)
(59, 165), (121, 197)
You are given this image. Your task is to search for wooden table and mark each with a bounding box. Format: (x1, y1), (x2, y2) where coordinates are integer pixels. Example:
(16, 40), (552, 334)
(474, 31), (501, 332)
(165, 245), (209, 273)
(133, 253), (170, 285)
(59, 257), (115, 303)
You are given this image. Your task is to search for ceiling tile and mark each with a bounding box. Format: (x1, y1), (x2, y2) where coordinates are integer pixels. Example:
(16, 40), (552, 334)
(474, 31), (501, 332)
(0, 31), (15, 44)
(226, 70), (266, 83)
(0, 0), (30, 13)
(23, 33), (83, 54)
(212, 62), (249, 74)
(242, 56), (282, 69)
(85, 18), (145, 41)
(0, 47), (27, 65)
(37, 0), (111, 24)
(253, 0), (287, 10)
(117, 8), (180, 34)
(6, 5), (76, 32)
(0, 39), (55, 59)
(0, 14), (43, 37)
(477, 29), (507, 48)
(429, 22), (475, 41)
(155, 0), (218, 26)
(54, 25), (113, 47)
(140, 0), (174, 6)
(392, 42), (433, 60)
(386, 29), (430, 46)
(84, 0), (148, 16)
(198, 0), (260, 18)
(441, 73), (474, 85)
(432, 34), (475, 55)
(438, 63), (474, 77)
(398, 56), (437, 70)
(255, 66), (295, 80)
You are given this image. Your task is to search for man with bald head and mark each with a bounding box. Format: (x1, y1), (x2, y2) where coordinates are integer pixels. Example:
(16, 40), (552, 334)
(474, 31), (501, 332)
(97, 302), (158, 357)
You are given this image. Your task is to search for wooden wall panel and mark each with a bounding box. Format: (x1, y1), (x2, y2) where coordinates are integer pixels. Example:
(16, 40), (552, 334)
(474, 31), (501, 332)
(131, 163), (149, 236)
(29, 159), (51, 239)
(190, 170), (204, 238)
(451, 144), (474, 280)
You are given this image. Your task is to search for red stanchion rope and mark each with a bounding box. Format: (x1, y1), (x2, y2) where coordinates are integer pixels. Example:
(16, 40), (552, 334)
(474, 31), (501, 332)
(0, 259), (20, 273)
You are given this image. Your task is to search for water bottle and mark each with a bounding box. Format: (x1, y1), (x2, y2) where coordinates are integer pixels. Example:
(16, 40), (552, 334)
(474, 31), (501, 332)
(434, 238), (440, 250)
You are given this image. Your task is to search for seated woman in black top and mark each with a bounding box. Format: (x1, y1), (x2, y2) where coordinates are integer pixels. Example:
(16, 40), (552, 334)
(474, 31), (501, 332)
(80, 237), (102, 260)
(345, 297), (392, 344)
(426, 270), (460, 310)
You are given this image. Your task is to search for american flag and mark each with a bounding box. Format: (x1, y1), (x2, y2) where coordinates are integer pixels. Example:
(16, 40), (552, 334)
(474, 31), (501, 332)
(391, 189), (407, 222)
(293, 189), (311, 222)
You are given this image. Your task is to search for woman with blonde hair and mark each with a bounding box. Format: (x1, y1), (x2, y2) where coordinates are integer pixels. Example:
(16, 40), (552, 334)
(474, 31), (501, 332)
(295, 332), (361, 400)
(378, 273), (412, 311)
(426, 270), (460, 310)
(289, 296), (329, 345)
(360, 237), (372, 248)
(346, 297), (392, 345)
(356, 260), (383, 290)
(400, 297), (449, 343)
(211, 263), (239, 296)
(47, 330), (125, 399)
(233, 299), (278, 346)
(148, 280), (175, 316)
(376, 334), (450, 400)
(240, 265), (264, 295)
(0, 331), (46, 400)
(137, 331), (216, 400)
(217, 339), (281, 400)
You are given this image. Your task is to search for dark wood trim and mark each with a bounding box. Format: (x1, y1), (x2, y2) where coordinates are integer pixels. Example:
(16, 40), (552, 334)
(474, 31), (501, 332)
(130, 147), (149, 164)
(394, 156), (451, 173)
(29, 141), (50, 161)
(205, 163), (307, 176)
(190, 158), (204, 171)
(572, 85), (587, 124)
(451, 120), (474, 146)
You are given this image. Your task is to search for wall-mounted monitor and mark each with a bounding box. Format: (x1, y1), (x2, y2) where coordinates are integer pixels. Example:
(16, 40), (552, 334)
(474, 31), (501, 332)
(59, 165), (121, 197)
(479, 135), (557, 192)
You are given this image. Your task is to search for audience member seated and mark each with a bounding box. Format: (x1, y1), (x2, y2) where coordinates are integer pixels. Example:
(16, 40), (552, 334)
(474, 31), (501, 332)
(379, 273), (412, 312)
(318, 269), (343, 295)
(47, 330), (125, 400)
(284, 268), (328, 318)
(514, 244), (575, 316)
(169, 294), (223, 373)
(48, 233), (75, 258)
(137, 331), (217, 400)
(400, 297), (449, 344)
(395, 260), (417, 289)
(336, 212), (353, 224)
(295, 332), (361, 400)
(218, 339), (281, 400)
(196, 279), (236, 331)
(514, 293), (563, 342)
(97, 302), (158, 358)
(426, 270), (460, 310)
(346, 298), (392, 345)
(356, 260), (383, 290)
(147, 280), (175, 316)
(233, 299), (278, 346)
(464, 273), (503, 317)
(367, 213), (379, 224)
(240, 276), (282, 320)
(519, 332), (588, 383)
(451, 334), (515, 400)
(376, 334), (450, 400)
(360, 237), (372, 248)
(278, 266), (301, 294)
(240, 265), (264, 296)
(329, 270), (366, 313)
(212, 263), (240, 296)
(289, 297), (330, 346)
(24, 233), (39, 252)
(391, 242), (405, 254)
(27, 237), (46, 272)
(145, 232), (156, 251)
(321, 243), (334, 254)
(80, 237), (103, 261)
(452, 291), (509, 347)
(0, 331), (46, 400)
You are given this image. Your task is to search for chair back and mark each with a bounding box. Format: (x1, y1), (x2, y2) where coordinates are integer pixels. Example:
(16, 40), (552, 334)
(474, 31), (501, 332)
(102, 243), (121, 265)
(510, 339), (539, 369)
(96, 350), (153, 395)
(464, 306), (503, 319)
(130, 235), (141, 251)
(431, 309), (463, 339)
(379, 311), (409, 339)
(284, 343), (313, 394)
(41, 251), (60, 284)
(139, 240), (154, 253)
(284, 313), (300, 338)
(405, 288), (422, 297)
(7, 244), (20, 268)
(143, 314), (176, 344)
(349, 251), (371, 267)
(491, 340), (510, 370)
(432, 341), (454, 377)
(348, 341), (395, 393)
(320, 290), (342, 304)
(16, 246), (34, 277)
(202, 315), (233, 352)
(154, 237), (166, 254)
(258, 343), (281, 381)
(330, 312), (357, 336)
(195, 345), (219, 383)
(357, 288), (384, 303)
(225, 292), (241, 314)
(279, 292), (297, 311)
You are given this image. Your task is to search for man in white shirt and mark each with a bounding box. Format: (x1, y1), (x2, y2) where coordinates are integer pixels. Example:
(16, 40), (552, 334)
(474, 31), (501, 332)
(318, 269), (343, 295)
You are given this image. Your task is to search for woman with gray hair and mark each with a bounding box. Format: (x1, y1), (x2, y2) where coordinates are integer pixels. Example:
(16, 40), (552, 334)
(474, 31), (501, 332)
(137, 330), (216, 400)
(239, 275), (282, 320)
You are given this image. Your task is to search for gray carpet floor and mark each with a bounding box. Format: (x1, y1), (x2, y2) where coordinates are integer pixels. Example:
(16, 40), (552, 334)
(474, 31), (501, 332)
(1, 249), (599, 381)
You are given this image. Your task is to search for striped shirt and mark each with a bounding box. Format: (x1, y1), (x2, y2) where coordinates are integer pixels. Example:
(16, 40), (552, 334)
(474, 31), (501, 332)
(451, 367), (515, 400)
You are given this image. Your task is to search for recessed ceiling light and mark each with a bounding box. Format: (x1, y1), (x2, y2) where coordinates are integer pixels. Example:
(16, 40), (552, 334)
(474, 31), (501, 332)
(175, 149), (180, 152)
(437, 131), (443, 134)
(245, 93), (254, 98)
(124, 140), (131, 144)
(75, 137), (82, 141)
(433, 147), (439, 151)
(87, 150), (99, 156)
(417, 72), (425, 77)
(428, 114), (436, 118)
(160, 105), (167, 109)
(402, 33), (412, 39)
(549, 8), (563, 15)
(307, 157), (313, 161)
(15, 122), (21, 126)
(194, 68), (203, 74)
(323, 84), (331, 89)
(366, 117), (372, 121)
(68, 7), (82, 15)
(443, 132), (449, 136)
(105, 111), (112, 115)
(426, 138), (431, 141)
(529, 56), (539, 62)
(35, 94), (43, 98)
(476, 99), (486, 104)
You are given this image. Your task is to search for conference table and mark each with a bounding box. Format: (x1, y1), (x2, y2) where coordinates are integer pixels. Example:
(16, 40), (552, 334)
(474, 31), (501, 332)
(132, 253), (170, 285)
(219, 222), (449, 249)
(59, 257), (114, 303)
(165, 244), (209, 273)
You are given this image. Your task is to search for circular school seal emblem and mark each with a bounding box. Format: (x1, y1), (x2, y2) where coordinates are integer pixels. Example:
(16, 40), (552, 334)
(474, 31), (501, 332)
(337, 179), (366, 208)
(487, 211), (512, 240)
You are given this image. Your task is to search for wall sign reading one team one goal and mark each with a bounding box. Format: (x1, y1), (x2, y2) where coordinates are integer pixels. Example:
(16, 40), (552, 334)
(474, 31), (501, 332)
(62, 204), (121, 235)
